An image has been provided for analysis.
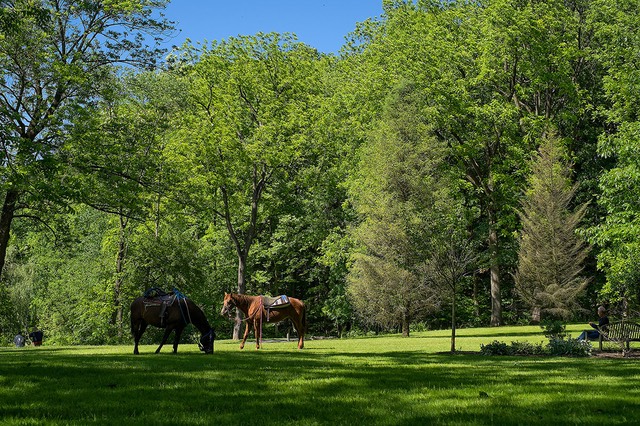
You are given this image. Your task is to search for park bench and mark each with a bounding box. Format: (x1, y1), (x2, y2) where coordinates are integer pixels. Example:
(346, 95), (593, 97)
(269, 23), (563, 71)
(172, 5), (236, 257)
(597, 320), (640, 351)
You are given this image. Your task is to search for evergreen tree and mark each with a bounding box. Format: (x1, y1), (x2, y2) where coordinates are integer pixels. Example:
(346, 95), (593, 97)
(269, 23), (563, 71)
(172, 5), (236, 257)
(347, 80), (452, 336)
(514, 134), (590, 322)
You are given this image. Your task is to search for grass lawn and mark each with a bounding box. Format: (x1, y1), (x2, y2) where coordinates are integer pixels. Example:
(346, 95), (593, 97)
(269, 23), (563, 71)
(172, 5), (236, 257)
(1, 325), (639, 425)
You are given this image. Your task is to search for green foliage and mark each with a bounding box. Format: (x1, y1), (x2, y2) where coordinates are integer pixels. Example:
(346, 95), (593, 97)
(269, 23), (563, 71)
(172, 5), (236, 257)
(0, 0), (173, 280)
(480, 323), (591, 357)
(4, 0), (639, 341)
(480, 340), (515, 355)
(480, 338), (591, 357)
(2, 207), (116, 344)
(514, 134), (591, 321)
(480, 340), (546, 356)
(585, 0), (640, 313)
(347, 79), (456, 335)
(541, 320), (567, 340)
(170, 34), (325, 295)
(547, 337), (592, 357)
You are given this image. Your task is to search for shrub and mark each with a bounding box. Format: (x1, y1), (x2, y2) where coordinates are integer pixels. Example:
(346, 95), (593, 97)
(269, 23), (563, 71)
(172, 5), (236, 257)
(547, 337), (592, 357)
(510, 341), (546, 356)
(480, 340), (514, 355)
(480, 340), (546, 356)
(541, 320), (567, 340)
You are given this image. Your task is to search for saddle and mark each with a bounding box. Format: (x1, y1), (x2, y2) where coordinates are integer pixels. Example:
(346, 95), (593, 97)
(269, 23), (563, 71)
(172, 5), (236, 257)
(262, 295), (290, 308)
(262, 295), (290, 322)
(143, 288), (177, 325)
(143, 288), (174, 306)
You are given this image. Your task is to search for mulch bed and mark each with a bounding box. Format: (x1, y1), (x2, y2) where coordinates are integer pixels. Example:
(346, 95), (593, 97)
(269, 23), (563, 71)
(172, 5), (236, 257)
(593, 350), (640, 359)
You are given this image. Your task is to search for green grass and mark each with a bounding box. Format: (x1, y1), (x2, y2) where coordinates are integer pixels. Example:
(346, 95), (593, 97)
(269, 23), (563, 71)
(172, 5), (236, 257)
(1, 325), (639, 425)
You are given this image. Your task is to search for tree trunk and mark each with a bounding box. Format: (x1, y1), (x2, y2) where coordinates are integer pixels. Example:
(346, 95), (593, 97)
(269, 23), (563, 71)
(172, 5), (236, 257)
(0, 189), (19, 282)
(233, 253), (247, 340)
(489, 207), (502, 326)
(451, 291), (457, 353)
(531, 306), (541, 324)
(472, 272), (480, 319)
(402, 304), (410, 337)
(111, 214), (128, 336)
(221, 165), (268, 340)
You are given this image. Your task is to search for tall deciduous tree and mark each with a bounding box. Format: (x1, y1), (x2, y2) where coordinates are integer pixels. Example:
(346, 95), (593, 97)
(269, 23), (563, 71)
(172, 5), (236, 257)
(172, 33), (323, 338)
(65, 70), (185, 333)
(451, 0), (594, 325)
(514, 134), (590, 322)
(0, 0), (172, 281)
(586, 0), (640, 314)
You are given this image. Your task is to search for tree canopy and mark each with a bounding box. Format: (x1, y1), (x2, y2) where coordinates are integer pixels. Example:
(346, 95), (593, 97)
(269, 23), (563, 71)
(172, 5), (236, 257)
(2, 0), (639, 343)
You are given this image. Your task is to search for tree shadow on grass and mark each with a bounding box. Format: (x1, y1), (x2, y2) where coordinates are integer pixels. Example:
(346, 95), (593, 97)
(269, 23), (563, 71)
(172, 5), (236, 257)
(1, 348), (639, 425)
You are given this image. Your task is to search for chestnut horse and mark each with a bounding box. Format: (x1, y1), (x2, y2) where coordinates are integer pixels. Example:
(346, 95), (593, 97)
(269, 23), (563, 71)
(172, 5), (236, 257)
(220, 292), (306, 349)
(130, 295), (215, 354)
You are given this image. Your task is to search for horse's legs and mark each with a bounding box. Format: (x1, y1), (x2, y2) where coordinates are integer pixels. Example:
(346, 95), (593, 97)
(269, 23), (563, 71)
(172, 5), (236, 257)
(291, 307), (305, 349)
(156, 327), (173, 354)
(292, 318), (304, 349)
(254, 320), (261, 350)
(133, 321), (148, 355)
(240, 321), (250, 349)
(172, 327), (184, 354)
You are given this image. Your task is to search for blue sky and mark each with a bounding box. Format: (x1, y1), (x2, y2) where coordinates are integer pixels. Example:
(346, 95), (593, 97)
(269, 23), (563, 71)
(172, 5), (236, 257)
(159, 1), (384, 53)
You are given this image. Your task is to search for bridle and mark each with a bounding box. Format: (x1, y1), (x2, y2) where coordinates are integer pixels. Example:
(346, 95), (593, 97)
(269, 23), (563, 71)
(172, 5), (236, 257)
(198, 328), (215, 353)
(221, 298), (237, 319)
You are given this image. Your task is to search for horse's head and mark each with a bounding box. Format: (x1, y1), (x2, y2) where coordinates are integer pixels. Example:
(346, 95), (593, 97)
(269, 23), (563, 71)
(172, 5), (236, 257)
(198, 329), (215, 354)
(220, 292), (236, 318)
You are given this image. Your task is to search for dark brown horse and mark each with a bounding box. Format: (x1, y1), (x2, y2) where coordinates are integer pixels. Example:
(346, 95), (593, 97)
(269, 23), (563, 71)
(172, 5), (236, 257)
(220, 292), (306, 349)
(130, 295), (215, 354)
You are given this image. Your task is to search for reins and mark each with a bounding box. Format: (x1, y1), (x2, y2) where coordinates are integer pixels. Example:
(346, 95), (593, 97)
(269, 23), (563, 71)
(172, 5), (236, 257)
(259, 300), (264, 347)
(229, 296), (265, 345)
(198, 328), (215, 351)
(173, 289), (194, 326)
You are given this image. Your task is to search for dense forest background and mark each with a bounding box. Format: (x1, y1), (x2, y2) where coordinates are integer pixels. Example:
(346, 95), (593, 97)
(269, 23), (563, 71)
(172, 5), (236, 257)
(2, 0), (640, 345)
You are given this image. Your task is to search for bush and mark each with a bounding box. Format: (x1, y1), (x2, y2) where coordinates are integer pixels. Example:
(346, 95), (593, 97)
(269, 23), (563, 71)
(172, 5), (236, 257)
(510, 341), (546, 356)
(547, 337), (592, 357)
(343, 327), (377, 338)
(409, 322), (429, 333)
(480, 340), (513, 355)
(480, 340), (546, 356)
(480, 337), (590, 357)
(541, 320), (567, 340)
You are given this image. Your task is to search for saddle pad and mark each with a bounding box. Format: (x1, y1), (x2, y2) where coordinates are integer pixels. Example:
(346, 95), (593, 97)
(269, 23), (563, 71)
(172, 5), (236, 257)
(262, 295), (290, 309)
(143, 294), (175, 308)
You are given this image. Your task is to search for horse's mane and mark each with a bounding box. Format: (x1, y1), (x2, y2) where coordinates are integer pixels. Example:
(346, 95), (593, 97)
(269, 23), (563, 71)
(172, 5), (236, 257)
(231, 293), (261, 316)
(232, 293), (258, 303)
(183, 299), (212, 334)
